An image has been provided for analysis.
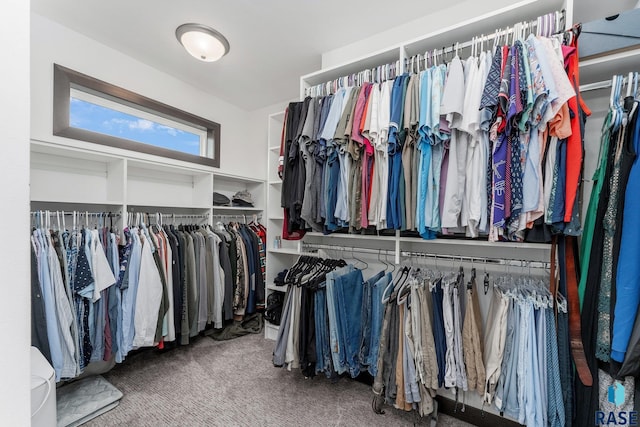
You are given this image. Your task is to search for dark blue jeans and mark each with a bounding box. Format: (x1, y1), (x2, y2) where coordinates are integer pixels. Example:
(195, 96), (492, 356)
(314, 284), (334, 377)
(359, 271), (385, 372)
(360, 271), (391, 376)
(432, 278), (447, 387)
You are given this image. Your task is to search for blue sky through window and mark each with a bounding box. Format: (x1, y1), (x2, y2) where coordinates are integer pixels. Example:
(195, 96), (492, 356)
(70, 97), (201, 155)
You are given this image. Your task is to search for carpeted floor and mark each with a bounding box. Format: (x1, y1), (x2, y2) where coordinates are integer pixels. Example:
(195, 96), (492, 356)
(84, 333), (474, 426)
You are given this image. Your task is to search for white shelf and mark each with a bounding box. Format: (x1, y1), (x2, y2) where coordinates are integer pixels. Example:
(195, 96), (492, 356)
(269, 145), (280, 152)
(264, 321), (279, 340)
(213, 172), (265, 184)
(31, 198), (124, 206)
(212, 206), (263, 211)
(268, 248), (316, 256)
(268, 111), (285, 121)
(302, 47), (401, 87)
(269, 180), (282, 185)
(397, 236), (549, 249)
(269, 216), (284, 220)
(267, 284), (287, 292)
(398, 236), (551, 263)
(304, 231), (397, 241)
(580, 48), (640, 86)
(127, 203), (211, 211)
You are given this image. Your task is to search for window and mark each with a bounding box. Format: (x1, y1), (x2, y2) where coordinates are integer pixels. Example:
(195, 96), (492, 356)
(53, 64), (220, 167)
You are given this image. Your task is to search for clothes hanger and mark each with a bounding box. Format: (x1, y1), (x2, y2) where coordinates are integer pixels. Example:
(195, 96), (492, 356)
(468, 267), (477, 291)
(348, 247), (368, 270)
(378, 249), (389, 272)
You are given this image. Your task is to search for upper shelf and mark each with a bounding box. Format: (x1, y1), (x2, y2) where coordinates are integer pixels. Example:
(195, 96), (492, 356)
(304, 231), (397, 242)
(302, 47), (401, 87)
(213, 172), (265, 185)
(402, 0), (563, 56)
(579, 48), (640, 86)
(301, 0), (563, 88)
(213, 206), (263, 211)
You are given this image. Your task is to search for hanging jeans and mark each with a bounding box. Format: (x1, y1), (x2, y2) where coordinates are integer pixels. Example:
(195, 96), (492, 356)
(333, 268), (365, 377)
(325, 265), (355, 374)
(314, 284), (334, 378)
(359, 271), (389, 376)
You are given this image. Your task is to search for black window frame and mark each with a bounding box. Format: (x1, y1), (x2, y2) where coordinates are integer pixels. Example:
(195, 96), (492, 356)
(53, 63), (221, 168)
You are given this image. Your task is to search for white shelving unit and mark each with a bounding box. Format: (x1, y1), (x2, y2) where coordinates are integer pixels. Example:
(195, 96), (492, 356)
(30, 138), (266, 303)
(264, 110), (289, 340)
(269, 0), (640, 422)
(31, 141), (265, 213)
(292, 2), (573, 271)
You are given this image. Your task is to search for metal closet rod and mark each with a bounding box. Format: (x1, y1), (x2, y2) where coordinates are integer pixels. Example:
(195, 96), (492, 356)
(30, 211), (121, 217)
(306, 60), (400, 96)
(406, 9), (565, 64)
(212, 213), (261, 222)
(302, 243), (394, 256)
(580, 73), (637, 93)
(400, 251), (550, 270)
(301, 243), (549, 269)
(159, 213), (209, 218)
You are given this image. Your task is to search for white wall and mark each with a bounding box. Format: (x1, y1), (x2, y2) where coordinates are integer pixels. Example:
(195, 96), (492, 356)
(31, 13), (265, 180)
(321, 0), (518, 68)
(0, 1), (31, 425)
(247, 98), (295, 149)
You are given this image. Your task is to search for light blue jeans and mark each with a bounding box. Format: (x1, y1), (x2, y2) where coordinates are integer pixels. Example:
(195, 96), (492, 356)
(325, 265), (355, 375)
(334, 268), (365, 377)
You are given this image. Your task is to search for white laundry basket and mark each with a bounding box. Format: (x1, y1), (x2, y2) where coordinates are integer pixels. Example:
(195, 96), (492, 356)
(31, 346), (57, 427)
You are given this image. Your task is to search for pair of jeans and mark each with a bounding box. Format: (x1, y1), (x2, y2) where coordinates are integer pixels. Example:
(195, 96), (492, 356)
(359, 271), (385, 374)
(314, 284), (334, 377)
(496, 300), (519, 419)
(325, 265), (355, 374)
(273, 288), (293, 367)
(333, 268), (365, 377)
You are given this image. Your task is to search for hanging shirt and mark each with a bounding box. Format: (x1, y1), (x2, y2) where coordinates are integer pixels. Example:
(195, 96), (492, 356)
(387, 74), (408, 229)
(132, 231), (163, 348)
(460, 55), (484, 236)
(374, 80), (393, 230)
(416, 70), (434, 239)
(90, 229), (116, 302)
(427, 65), (448, 233)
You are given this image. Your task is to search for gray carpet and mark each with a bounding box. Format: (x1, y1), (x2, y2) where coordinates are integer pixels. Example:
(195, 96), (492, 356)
(84, 333), (474, 426)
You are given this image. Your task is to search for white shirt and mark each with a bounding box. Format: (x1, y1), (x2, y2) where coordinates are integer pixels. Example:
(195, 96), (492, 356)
(133, 233), (163, 348)
(367, 83), (381, 225)
(162, 230), (176, 342)
(440, 57), (467, 229)
(376, 80), (393, 229)
(90, 229), (116, 302)
(460, 56), (485, 236)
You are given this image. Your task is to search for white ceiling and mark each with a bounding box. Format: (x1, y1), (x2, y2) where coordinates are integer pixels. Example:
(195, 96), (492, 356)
(31, 0), (638, 111)
(31, 0), (459, 111)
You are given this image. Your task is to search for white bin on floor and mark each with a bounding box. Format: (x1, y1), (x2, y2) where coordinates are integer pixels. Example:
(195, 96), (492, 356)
(31, 346), (57, 427)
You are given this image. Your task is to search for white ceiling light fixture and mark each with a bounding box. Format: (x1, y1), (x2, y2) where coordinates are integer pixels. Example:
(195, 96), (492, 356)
(175, 23), (230, 62)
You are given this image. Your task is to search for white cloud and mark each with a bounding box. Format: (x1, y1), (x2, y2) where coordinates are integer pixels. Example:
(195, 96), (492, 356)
(102, 117), (156, 132)
(129, 119), (155, 131)
(158, 125), (179, 136)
